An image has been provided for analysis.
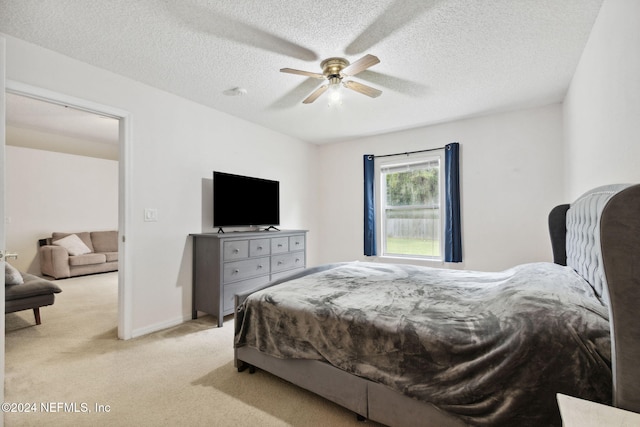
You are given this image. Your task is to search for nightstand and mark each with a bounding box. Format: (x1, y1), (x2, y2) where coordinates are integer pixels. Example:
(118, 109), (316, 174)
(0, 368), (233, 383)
(557, 394), (640, 426)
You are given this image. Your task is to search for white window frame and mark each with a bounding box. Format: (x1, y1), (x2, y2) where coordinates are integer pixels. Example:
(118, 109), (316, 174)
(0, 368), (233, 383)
(376, 151), (445, 261)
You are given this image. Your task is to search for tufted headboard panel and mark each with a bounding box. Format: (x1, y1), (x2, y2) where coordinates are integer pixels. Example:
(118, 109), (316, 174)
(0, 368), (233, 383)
(565, 184), (633, 304)
(551, 183), (640, 413)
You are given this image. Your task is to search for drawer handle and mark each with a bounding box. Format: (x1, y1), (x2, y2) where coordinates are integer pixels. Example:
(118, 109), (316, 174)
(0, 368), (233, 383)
(258, 264), (263, 269)
(277, 244), (283, 248)
(234, 269), (240, 274)
(233, 249), (239, 254)
(295, 242), (300, 245)
(295, 258), (300, 263)
(257, 246), (263, 250)
(277, 261), (283, 265)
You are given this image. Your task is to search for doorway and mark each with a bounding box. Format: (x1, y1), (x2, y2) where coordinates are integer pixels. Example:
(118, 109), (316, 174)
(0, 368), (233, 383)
(5, 81), (132, 339)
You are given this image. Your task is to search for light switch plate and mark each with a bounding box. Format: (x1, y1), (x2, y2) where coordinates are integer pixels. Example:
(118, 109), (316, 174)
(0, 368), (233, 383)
(144, 208), (158, 222)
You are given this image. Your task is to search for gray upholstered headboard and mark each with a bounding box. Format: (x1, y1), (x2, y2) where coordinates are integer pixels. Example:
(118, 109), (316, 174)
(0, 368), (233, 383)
(549, 183), (640, 413)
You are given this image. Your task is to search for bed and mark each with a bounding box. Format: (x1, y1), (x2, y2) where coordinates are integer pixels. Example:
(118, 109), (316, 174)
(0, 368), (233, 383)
(233, 183), (640, 426)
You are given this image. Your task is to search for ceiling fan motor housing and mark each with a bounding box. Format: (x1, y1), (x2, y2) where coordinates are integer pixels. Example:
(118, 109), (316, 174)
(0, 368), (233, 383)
(320, 57), (349, 79)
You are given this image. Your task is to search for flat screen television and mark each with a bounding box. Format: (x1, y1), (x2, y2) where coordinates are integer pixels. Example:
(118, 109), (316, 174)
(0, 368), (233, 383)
(213, 171), (280, 230)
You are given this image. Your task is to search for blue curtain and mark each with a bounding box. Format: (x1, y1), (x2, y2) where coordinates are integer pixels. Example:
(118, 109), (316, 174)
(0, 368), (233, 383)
(444, 142), (462, 262)
(363, 155), (377, 256)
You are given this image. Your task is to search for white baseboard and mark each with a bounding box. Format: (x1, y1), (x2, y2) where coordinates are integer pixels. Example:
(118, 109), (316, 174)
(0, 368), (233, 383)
(130, 315), (186, 339)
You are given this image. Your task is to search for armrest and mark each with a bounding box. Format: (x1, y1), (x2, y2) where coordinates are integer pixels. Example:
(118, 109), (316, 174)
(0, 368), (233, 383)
(39, 245), (71, 279)
(548, 204), (570, 265)
(601, 184), (640, 412)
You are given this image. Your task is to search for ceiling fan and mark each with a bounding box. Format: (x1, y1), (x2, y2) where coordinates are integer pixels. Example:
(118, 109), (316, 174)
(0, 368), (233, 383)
(280, 54), (382, 104)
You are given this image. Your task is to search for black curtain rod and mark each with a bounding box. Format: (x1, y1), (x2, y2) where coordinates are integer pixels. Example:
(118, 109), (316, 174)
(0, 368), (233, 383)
(367, 145), (447, 160)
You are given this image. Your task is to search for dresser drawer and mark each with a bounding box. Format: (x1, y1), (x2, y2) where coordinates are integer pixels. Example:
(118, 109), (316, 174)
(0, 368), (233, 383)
(223, 240), (248, 260)
(272, 252), (305, 273)
(249, 239), (270, 257)
(223, 275), (270, 313)
(223, 257), (270, 283)
(271, 237), (289, 254)
(289, 234), (305, 251)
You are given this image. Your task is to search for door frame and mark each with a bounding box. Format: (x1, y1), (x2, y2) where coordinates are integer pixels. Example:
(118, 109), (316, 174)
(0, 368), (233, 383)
(1, 37), (7, 422)
(5, 80), (133, 339)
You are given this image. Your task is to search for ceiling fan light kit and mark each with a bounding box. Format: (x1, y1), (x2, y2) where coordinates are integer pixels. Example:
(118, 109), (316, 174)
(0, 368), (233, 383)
(281, 54), (382, 104)
(327, 82), (343, 107)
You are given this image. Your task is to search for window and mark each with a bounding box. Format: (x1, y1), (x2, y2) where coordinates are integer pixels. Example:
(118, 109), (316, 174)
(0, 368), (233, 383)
(379, 155), (443, 259)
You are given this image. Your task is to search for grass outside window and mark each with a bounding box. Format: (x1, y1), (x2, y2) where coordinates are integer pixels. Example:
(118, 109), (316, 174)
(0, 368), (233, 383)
(386, 237), (440, 257)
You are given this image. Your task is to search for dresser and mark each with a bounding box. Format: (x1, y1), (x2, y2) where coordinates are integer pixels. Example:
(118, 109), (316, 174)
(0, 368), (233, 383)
(190, 230), (308, 326)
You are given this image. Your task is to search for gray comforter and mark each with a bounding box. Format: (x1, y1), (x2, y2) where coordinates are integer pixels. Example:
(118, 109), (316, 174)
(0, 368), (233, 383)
(235, 262), (611, 426)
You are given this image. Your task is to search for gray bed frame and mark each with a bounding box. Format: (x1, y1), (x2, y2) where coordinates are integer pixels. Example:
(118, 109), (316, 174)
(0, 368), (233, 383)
(234, 184), (640, 426)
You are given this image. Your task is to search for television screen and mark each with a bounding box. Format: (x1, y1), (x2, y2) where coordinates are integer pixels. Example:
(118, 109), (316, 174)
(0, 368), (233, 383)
(213, 171), (280, 228)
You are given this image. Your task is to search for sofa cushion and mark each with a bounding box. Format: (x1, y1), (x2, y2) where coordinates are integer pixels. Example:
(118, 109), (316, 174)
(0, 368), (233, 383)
(5, 273), (61, 301)
(5, 263), (24, 286)
(53, 232), (94, 253)
(90, 231), (118, 253)
(103, 252), (118, 262)
(52, 234), (92, 256)
(69, 253), (107, 266)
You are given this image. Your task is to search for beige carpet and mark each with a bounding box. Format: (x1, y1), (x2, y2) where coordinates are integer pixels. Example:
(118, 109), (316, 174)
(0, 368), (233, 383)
(4, 272), (380, 426)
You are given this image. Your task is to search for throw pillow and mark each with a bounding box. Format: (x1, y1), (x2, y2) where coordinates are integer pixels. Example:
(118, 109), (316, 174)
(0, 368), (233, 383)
(5, 262), (24, 286)
(53, 233), (92, 256)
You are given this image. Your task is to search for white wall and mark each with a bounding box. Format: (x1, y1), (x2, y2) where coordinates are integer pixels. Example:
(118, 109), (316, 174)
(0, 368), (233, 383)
(3, 34), (320, 337)
(564, 0), (640, 200)
(317, 104), (564, 272)
(5, 145), (118, 274)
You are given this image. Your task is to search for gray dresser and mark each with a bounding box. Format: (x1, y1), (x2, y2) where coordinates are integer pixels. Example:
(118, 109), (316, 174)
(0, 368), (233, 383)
(190, 230), (308, 326)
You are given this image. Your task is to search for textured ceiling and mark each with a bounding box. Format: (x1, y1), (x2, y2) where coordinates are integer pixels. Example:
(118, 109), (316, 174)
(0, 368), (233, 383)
(0, 0), (604, 145)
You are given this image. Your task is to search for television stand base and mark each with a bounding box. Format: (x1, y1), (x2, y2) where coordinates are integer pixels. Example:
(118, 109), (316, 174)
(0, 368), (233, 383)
(264, 226), (280, 231)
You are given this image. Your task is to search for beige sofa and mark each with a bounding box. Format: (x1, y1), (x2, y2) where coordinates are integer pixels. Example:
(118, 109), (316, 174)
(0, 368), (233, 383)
(39, 231), (118, 279)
